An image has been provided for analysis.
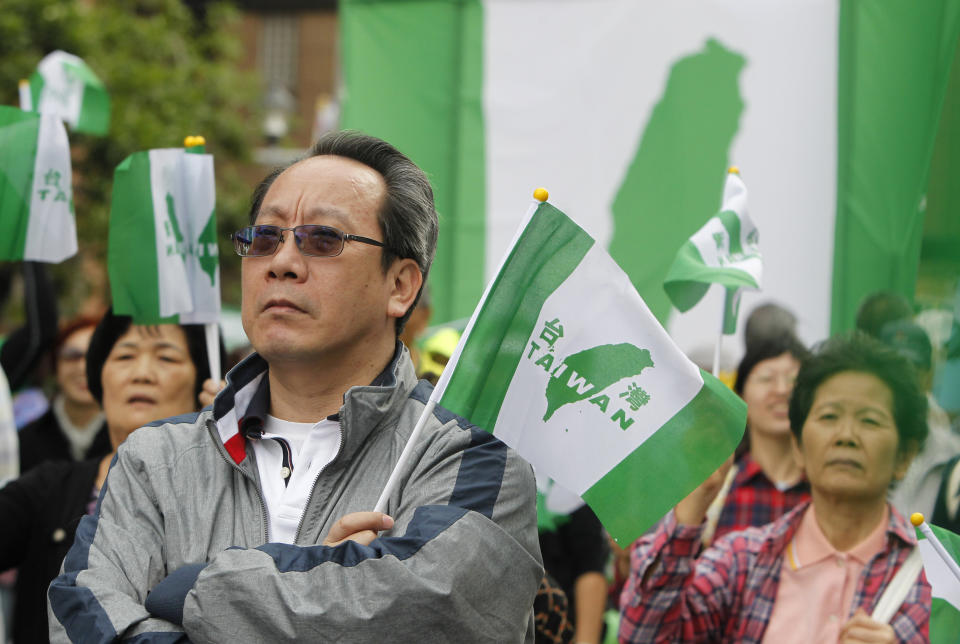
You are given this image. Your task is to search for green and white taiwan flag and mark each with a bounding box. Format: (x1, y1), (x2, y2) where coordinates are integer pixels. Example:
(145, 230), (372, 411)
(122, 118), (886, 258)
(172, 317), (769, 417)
(916, 521), (960, 643)
(431, 198), (747, 544)
(108, 148), (220, 324)
(28, 51), (109, 136)
(664, 169), (761, 335)
(0, 105), (76, 263)
(340, 0), (960, 351)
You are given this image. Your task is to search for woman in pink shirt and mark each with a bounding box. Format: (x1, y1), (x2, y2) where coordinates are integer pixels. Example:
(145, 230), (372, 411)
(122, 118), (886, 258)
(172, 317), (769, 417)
(620, 333), (931, 643)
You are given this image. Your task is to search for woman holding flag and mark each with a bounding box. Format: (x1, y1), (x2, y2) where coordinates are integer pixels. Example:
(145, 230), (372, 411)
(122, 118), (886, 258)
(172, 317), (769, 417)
(0, 309), (222, 643)
(703, 333), (812, 544)
(619, 333), (931, 642)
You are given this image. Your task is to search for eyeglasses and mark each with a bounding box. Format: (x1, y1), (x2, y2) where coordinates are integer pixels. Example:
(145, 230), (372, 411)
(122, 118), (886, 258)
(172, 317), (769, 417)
(230, 225), (385, 258)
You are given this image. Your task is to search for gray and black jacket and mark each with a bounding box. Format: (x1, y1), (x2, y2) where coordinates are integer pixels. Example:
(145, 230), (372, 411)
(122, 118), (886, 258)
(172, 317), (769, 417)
(48, 344), (543, 643)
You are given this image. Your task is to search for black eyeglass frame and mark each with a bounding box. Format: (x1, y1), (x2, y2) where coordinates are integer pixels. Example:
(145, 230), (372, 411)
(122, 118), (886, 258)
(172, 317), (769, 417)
(229, 224), (386, 258)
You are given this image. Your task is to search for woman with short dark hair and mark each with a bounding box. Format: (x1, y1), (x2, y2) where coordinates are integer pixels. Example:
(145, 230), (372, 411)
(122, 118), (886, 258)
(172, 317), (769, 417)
(620, 333), (931, 643)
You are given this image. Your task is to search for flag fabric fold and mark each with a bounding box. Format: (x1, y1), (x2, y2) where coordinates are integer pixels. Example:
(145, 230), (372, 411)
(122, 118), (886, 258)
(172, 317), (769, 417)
(108, 148), (219, 324)
(431, 199), (746, 544)
(29, 50), (110, 136)
(0, 106), (77, 263)
(664, 170), (761, 334)
(916, 520), (960, 643)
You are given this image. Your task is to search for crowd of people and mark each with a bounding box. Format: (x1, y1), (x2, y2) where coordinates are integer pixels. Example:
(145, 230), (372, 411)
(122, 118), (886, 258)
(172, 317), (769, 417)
(0, 130), (958, 643)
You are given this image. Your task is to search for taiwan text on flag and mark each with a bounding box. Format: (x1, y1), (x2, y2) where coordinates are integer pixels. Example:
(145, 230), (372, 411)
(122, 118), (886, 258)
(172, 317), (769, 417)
(916, 520), (960, 643)
(0, 106), (77, 263)
(431, 198), (747, 544)
(108, 148), (219, 324)
(29, 51), (110, 136)
(663, 169), (761, 334)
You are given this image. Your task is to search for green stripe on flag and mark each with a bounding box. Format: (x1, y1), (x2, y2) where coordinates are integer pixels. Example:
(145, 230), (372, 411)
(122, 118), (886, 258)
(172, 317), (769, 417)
(722, 288), (740, 335)
(0, 108), (39, 261)
(28, 74), (43, 114)
(931, 598), (960, 644)
(77, 82), (110, 135)
(663, 243), (709, 311)
(832, 0), (960, 332)
(663, 241), (759, 312)
(108, 152), (168, 322)
(440, 203), (594, 432)
(582, 370), (745, 544)
(930, 523), (960, 562)
(341, 0), (485, 324)
(65, 57), (110, 135)
(716, 210), (743, 255)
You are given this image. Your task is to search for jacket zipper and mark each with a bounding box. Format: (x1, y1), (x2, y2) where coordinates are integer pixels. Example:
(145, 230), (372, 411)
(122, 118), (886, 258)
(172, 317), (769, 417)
(292, 426), (345, 544)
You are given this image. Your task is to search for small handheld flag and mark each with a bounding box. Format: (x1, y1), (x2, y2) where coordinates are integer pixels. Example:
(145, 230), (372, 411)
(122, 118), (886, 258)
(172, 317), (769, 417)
(664, 168), (762, 335)
(0, 106), (77, 263)
(107, 141), (220, 328)
(912, 513), (960, 643)
(376, 189), (746, 545)
(28, 51), (110, 136)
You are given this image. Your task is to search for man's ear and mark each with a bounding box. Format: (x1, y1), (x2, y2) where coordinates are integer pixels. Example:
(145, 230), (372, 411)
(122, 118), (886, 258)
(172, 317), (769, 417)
(386, 258), (422, 320)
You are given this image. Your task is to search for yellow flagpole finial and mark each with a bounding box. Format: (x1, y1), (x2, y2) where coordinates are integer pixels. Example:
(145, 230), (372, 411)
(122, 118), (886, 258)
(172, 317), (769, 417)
(728, 166), (740, 175)
(184, 136), (207, 153)
(18, 79), (28, 88)
(910, 512), (924, 527)
(533, 188), (549, 203)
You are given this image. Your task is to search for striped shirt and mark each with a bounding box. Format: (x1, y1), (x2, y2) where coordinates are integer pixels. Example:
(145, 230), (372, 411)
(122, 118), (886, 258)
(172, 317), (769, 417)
(619, 502), (930, 643)
(713, 453), (810, 542)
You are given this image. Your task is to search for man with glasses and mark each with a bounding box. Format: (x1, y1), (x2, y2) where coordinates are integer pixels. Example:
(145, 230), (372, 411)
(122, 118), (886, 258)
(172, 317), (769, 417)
(50, 132), (543, 642)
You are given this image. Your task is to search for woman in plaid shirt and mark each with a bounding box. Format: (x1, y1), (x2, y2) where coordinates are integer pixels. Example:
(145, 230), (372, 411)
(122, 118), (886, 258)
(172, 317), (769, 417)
(620, 333), (931, 643)
(706, 334), (812, 544)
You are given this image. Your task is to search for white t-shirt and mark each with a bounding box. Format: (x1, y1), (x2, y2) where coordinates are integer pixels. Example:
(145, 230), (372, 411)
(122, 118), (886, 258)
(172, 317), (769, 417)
(251, 415), (342, 544)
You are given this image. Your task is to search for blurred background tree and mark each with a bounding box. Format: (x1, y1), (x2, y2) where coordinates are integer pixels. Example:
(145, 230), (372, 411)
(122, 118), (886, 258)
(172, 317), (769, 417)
(0, 0), (260, 319)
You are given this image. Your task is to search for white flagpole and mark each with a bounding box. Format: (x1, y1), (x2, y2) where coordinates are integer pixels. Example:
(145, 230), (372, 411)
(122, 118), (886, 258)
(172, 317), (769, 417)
(712, 292), (724, 377)
(19, 79), (31, 111)
(871, 547), (923, 623)
(916, 514), (960, 583)
(204, 322), (220, 384)
(374, 400), (435, 513)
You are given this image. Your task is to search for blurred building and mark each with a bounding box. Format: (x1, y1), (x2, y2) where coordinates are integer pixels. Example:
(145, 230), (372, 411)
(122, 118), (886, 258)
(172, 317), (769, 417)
(234, 0), (339, 169)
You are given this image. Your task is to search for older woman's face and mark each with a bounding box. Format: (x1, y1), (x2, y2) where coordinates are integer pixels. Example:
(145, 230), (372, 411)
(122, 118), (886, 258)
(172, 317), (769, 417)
(101, 324), (197, 444)
(57, 326), (97, 406)
(795, 370), (912, 502)
(742, 352), (800, 437)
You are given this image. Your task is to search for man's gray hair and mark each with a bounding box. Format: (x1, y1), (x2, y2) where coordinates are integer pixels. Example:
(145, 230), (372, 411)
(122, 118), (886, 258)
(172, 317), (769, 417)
(248, 131), (439, 334)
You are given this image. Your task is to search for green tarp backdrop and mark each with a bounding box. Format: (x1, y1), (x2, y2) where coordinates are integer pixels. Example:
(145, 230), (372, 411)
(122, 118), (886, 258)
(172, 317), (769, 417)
(341, 0), (960, 345)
